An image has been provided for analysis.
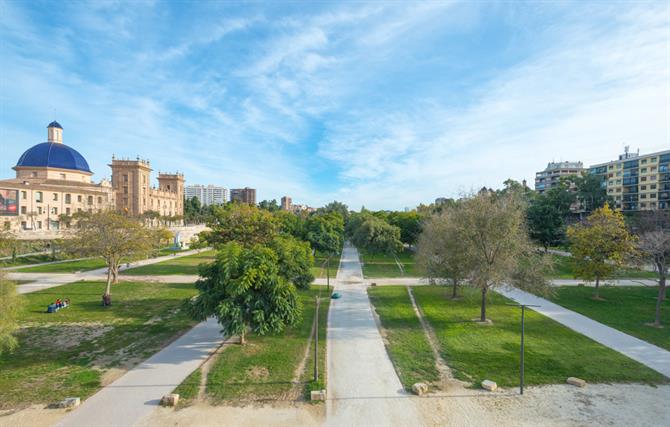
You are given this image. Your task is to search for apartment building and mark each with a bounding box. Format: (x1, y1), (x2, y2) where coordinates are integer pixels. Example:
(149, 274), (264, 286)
(185, 184), (228, 206)
(589, 148), (670, 211)
(280, 196), (292, 211)
(535, 161), (585, 194)
(230, 187), (256, 205)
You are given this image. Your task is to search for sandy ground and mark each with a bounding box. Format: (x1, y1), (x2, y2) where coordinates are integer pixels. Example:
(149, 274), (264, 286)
(0, 405), (70, 427)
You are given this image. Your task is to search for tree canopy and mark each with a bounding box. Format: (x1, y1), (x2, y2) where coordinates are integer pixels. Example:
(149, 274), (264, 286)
(203, 203), (278, 248)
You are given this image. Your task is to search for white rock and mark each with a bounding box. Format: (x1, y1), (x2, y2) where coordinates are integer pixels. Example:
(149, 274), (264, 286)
(411, 382), (429, 396)
(160, 393), (180, 407)
(566, 377), (586, 387)
(58, 397), (80, 408)
(310, 389), (326, 401)
(481, 380), (497, 391)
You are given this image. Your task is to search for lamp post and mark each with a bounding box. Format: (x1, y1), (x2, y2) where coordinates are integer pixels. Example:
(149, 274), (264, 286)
(313, 295), (320, 382)
(507, 303), (540, 395)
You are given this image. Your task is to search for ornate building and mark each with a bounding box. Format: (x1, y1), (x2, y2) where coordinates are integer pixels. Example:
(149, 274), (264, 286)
(0, 121), (184, 233)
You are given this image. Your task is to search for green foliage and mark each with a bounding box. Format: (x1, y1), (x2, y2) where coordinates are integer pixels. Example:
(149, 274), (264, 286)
(351, 216), (403, 255)
(270, 235), (315, 289)
(188, 242), (301, 344)
(274, 209), (305, 238)
(387, 211), (423, 246)
(0, 272), (22, 355)
(567, 204), (637, 296)
(317, 200), (349, 221)
(305, 212), (344, 254)
(565, 173), (613, 213)
(258, 199), (280, 212)
(203, 203), (278, 248)
(527, 183), (576, 250)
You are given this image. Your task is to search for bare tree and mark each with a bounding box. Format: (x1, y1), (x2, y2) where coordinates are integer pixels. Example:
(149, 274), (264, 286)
(637, 219), (669, 327)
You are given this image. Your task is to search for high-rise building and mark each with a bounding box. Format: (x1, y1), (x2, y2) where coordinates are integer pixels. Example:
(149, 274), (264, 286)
(535, 161), (585, 194)
(589, 148), (670, 211)
(230, 187), (256, 205)
(281, 196), (292, 211)
(185, 184), (228, 206)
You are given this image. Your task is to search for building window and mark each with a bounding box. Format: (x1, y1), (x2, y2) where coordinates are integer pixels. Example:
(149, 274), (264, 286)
(123, 186), (128, 194)
(51, 207), (58, 214)
(65, 194), (71, 204)
(53, 193), (58, 201)
(651, 157), (657, 162)
(36, 191), (43, 202)
(37, 206), (42, 215)
(641, 159), (647, 164)
(60, 173), (66, 180)
(77, 195), (82, 202)
(641, 177), (647, 182)
(21, 191), (27, 200)
(641, 168), (647, 173)
(66, 207), (71, 215)
(123, 174), (128, 182)
(650, 193), (657, 198)
(98, 196), (102, 204)
(31, 171), (37, 177)
(37, 221), (42, 229)
(641, 185), (647, 190)
(21, 221), (27, 230)
(21, 206), (26, 214)
(651, 184), (657, 190)
(88, 196), (93, 205)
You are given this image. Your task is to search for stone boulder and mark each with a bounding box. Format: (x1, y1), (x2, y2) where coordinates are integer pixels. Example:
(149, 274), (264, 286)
(160, 393), (180, 407)
(566, 377), (586, 387)
(411, 382), (429, 396)
(58, 397), (80, 408)
(481, 380), (497, 391)
(310, 389), (327, 401)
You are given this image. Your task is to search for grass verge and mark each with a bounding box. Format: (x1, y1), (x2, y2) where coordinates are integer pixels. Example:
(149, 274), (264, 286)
(121, 250), (216, 275)
(0, 280), (198, 409)
(550, 254), (657, 280)
(368, 286), (440, 389)
(359, 249), (416, 278)
(15, 258), (108, 273)
(411, 286), (667, 387)
(547, 286), (669, 350)
(205, 288), (331, 402)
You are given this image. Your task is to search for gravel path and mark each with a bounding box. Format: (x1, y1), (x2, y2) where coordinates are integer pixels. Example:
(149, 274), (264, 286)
(54, 317), (225, 427)
(326, 243), (421, 427)
(497, 287), (670, 378)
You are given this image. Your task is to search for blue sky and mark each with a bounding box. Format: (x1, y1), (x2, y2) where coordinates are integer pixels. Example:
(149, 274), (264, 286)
(1, 1), (668, 210)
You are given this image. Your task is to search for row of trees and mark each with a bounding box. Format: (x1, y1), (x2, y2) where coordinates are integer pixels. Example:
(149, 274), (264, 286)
(346, 210), (423, 254)
(187, 202), (346, 344)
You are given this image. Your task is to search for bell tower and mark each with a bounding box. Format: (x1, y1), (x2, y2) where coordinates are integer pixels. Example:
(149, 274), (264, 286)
(47, 121), (63, 143)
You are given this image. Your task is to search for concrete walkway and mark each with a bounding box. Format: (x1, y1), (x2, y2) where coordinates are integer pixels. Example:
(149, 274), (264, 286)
(497, 287), (670, 378)
(55, 317), (225, 427)
(326, 243), (421, 427)
(10, 248), (208, 294)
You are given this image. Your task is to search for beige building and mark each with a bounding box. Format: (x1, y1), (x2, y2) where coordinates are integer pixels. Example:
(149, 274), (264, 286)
(0, 121), (184, 233)
(589, 148), (670, 211)
(534, 161), (585, 194)
(280, 196), (292, 211)
(230, 187), (256, 205)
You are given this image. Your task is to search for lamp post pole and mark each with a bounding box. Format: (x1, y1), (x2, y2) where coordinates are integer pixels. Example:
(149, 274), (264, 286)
(507, 303), (540, 395)
(313, 295), (320, 382)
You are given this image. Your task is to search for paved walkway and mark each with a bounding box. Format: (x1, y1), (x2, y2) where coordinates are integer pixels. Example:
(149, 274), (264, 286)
(497, 287), (670, 378)
(10, 249), (208, 294)
(326, 243), (421, 427)
(55, 317), (225, 427)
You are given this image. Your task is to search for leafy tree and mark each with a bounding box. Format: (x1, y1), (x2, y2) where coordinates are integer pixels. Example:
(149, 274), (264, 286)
(318, 201), (349, 221)
(453, 192), (552, 321)
(305, 212), (344, 254)
(352, 216), (403, 255)
(187, 242), (301, 344)
(0, 271), (22, 355)
(258, 199), (280, 212)
(416, 206), (471, 298)
(270, 235), (315, 289)
(566, 173), (612, 214)
(203, 203), (278, 248)
(567, 204), (637, 299)
(64, 211), (154, 300)
(274, 209), (305, 239)
(388, 211), (423, 247)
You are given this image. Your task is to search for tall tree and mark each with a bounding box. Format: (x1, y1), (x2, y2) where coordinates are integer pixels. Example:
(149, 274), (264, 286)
(352, 216), (403, 255)
(416, 207), (471, 298)
(318, 201), (349, 221)
(453, 192), (552, 321)
(0, 271), (22, 355)
(305, 212), (344, 254)
(187, 242), (301, 344)
(567, 173), (612, 214)
(270, 235), (315, 289)
(203, 203), (278, 248)
(388, 211), (423, 247)
(567, 204), (637, 299)
(64, 211), (154, 300)
(258, 199), (280, 212)
(635, 210), (670, 327)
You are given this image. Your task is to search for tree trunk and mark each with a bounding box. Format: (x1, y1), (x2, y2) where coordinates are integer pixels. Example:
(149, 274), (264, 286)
(105, 267), (112, 296)
(112, 264), (119, 284)
(240, 329), (246, 345)
(480, 286), (488, 322)
(594, 275), (600, 299)
(654, 284), (663, 327)
(451, 278), (458, 299)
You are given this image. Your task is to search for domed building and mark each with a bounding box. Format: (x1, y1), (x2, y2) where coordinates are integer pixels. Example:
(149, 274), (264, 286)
(0, 121), (184, 233)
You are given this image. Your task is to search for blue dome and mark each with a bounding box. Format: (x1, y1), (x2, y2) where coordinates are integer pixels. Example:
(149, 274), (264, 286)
(16, 142), (92, 173)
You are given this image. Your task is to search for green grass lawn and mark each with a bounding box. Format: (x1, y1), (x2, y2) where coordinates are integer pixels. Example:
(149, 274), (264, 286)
(359, 248), (417, 278)
(0, 253), (56, 267)
(0, 280), (198, 409)
(549, 254), (657, 280)
(205, 288), (331, 402)
(411, 286), (666, 387)
(312, 253), (341, 279)
(368, 286), (440, 389)
(547, 286), (670, 351)
(16, 257), (108, 273)
(121, 250), (216, 275)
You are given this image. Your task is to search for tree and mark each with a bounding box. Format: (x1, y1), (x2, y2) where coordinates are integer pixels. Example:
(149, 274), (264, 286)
(318, 201), (349, 221)
(305, 212), (344, 254)
(352, 216), (403, 255)
(270, 235), (315, 289)
(635, 210), (669, 327)
(0, 271), (22, 355)
(64, 211), (155, 299)
(567, 204), (637, 299)
(388, 211), (423, 247)
(154, 228), (174, 253)
(453, 192), (552, 321)
(566, 173), (612, 214)
(258, 199), (280, 212)
(274, 209), (305, 239)
(203, 203), (278, 248)
(187, 242), (301, 344)
(416, 207), (471, 298)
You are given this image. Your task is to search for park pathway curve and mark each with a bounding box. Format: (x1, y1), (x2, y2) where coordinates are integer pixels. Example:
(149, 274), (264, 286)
(54, 318), (225, 427)
(498, 287), (670, 378)
(326, 242), (422, 427)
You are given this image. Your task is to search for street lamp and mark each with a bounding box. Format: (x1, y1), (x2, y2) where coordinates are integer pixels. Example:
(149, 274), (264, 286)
(507, 303), (540, 395)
